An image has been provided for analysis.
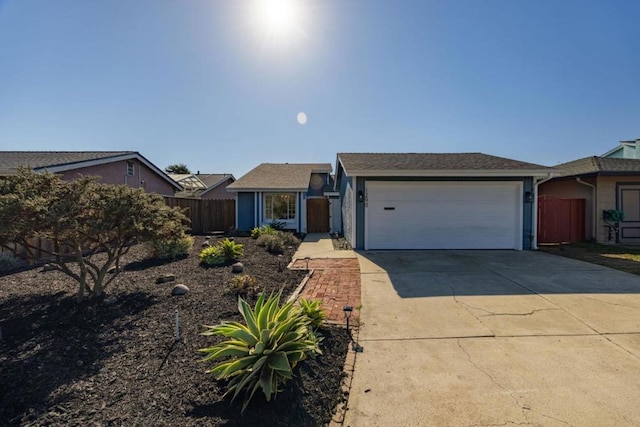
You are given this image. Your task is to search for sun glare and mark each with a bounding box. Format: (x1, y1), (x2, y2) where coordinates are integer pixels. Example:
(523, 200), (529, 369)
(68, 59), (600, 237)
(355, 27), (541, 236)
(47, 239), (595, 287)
(253, 0), (304, 43)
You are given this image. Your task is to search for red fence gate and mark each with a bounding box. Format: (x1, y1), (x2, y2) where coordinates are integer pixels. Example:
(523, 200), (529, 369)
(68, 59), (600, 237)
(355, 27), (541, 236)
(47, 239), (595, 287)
(537, 195), (585, 244)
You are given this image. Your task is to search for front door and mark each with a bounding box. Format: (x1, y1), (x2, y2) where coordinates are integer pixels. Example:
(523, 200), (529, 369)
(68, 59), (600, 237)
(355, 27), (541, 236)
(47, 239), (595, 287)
(306, 198), (330, 233)
(618, 184), (640, 244)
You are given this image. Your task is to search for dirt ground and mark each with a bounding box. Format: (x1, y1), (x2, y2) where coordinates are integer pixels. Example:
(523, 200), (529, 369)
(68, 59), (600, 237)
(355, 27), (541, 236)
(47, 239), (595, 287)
(0, 236), (349, 426)
(539, 242), (640, 275)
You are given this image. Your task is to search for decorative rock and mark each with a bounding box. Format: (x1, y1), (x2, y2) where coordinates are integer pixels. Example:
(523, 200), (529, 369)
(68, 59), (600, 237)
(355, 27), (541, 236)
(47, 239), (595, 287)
(172, 284), (189, 296)
(201, 242), (210, 248)
(42, 263), (57, 272)
(156, 274), (176, 284)
(231, 262), (244, 273)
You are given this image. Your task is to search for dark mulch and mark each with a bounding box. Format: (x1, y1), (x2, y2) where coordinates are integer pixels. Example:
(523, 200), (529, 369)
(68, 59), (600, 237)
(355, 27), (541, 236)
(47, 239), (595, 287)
(0, 236), (350, 426)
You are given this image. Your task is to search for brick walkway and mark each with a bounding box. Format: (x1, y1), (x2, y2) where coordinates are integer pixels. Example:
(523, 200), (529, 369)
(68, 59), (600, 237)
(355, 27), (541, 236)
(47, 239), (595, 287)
(292, 258), (361, 324)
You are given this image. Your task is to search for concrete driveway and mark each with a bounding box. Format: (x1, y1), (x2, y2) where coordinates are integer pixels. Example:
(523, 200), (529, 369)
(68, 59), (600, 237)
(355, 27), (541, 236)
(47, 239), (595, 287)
(344, 250), (640, 426)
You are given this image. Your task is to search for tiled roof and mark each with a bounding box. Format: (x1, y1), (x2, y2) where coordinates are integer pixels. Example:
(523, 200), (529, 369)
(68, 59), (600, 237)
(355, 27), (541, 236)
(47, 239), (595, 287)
(227, 163), (332, 191)
(338, 152), (549, 173)
(555, 156), (640, 176)
(0, 151), (135, 170)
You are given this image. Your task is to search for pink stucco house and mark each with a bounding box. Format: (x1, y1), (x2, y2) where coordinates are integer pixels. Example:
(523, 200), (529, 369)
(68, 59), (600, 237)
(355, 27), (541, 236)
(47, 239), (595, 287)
(0, 151), (181, 196)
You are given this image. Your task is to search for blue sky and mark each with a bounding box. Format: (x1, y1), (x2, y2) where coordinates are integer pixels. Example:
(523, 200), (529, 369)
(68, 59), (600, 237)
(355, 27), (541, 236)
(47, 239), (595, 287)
(1, 1), (638, 177)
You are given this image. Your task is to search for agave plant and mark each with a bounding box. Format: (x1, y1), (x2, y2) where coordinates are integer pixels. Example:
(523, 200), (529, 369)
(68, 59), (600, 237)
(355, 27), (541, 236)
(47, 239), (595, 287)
(200, 291), (322, 412)
(299, 298), (327, 329)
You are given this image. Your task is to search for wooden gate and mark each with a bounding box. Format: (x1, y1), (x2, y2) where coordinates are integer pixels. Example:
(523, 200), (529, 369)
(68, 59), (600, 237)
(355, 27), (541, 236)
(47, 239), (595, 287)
(306, 198), (330, 233)
(537, 195), (585, 243)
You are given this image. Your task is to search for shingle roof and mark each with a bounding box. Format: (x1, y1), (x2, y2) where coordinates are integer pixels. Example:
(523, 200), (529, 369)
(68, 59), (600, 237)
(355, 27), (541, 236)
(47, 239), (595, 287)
(227, 163), (332, 191)
(338, 153), (550, 173)
(555, 156), (640, 176)
(0, 151), (182, 190)
(196, 174), (233, 188)
(0, 151), (134, 171)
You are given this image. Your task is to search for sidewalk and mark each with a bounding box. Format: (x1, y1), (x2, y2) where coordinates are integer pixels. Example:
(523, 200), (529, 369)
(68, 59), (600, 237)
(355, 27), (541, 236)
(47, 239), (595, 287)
(291, 234), (360, 324)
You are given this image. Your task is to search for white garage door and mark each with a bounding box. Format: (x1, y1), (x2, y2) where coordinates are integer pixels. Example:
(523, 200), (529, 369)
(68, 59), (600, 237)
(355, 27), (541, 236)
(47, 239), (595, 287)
(365, 181), (523, 250)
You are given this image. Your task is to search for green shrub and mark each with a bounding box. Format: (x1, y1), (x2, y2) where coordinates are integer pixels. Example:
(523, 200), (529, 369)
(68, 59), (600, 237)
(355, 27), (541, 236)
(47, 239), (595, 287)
(256, 234), (284, 254)
(0, 252), (26, 272)
(251, 225), (276, 239)
(277, 231), (300, 247)
(250, 227), (262, 239)
(218, 238), (244, 261)
(200, 291), (322, 413)
(145, 233), (194, 259)
(299, 298), (327, 329)
(229, 275), (259, 297)
(256, 231), (299, 254)
(199, 246), (225, 266)
(200, 238), (244, 265)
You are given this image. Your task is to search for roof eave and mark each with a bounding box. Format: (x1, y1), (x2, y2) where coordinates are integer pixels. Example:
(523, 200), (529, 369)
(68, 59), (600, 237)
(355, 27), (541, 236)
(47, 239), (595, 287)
(344, 169), (555, 178)
(34, 152), (183, 190)
(226, 187), (307, 193)
(199, 175), (235, 196)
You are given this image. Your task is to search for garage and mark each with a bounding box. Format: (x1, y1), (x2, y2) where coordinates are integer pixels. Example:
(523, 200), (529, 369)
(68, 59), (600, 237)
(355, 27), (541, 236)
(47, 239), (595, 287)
(365, 181), (523, 250)
(335, 152), (554, 250)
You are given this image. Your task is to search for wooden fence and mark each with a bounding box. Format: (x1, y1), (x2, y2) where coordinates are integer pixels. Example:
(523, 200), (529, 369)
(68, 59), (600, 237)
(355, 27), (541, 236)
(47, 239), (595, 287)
(537, 195), (585, 244)
(0, 197), (235, 265)
(164, 197), (235, 234)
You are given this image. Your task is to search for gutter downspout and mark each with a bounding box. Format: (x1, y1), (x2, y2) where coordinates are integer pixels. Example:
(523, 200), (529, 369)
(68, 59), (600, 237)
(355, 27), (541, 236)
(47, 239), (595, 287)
(576, 178), (596, 241)
(532, 173), (555, 250)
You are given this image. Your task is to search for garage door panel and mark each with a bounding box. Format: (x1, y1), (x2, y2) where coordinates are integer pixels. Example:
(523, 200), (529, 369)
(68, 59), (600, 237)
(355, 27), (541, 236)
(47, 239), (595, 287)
(365, 181), (522, 250)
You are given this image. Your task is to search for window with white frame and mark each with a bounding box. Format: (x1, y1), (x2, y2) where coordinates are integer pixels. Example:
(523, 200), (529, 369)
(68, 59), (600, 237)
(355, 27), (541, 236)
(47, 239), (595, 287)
(126, 161), (134, 176)
(264, 193), (296, 220)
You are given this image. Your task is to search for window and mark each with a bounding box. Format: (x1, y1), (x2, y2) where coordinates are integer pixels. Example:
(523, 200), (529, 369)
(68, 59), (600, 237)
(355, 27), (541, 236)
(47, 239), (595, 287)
(126, 161), (134, 176)
(264, 193), (296, 220)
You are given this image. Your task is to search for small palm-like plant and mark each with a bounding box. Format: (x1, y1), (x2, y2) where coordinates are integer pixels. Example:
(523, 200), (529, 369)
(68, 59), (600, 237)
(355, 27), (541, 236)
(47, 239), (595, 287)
(299, 298), (327, 329)
(218, 238), (244, 262)
(199, 246), (225, 266)
(251, 225), (277, 239)
(200, 291), (322, 413)
(250, 227), (262, 239)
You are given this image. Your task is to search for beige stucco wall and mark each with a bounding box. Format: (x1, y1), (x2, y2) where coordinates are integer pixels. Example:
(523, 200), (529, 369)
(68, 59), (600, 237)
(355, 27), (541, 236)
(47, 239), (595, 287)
(539, 178), (595, 240)
(60, 159), (176, 196)
(596, 176), (640, 243)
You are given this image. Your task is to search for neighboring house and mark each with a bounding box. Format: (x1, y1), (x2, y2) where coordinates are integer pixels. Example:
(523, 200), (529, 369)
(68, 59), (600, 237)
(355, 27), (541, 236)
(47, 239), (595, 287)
(539, 155), (640, 245)
(0, 151), (181, 196)
(169, 173), (235, 199)
(335, 153), (554, 250)
(226, 163), (337, 233)
(602, 138), (640, 159)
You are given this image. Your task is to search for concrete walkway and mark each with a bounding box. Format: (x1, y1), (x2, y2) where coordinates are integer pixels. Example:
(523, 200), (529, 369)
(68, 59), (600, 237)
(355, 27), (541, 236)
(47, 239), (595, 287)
(291, 234), (360, 323)
(293, 233), (357, 260)
(344, 250), (640, 426)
